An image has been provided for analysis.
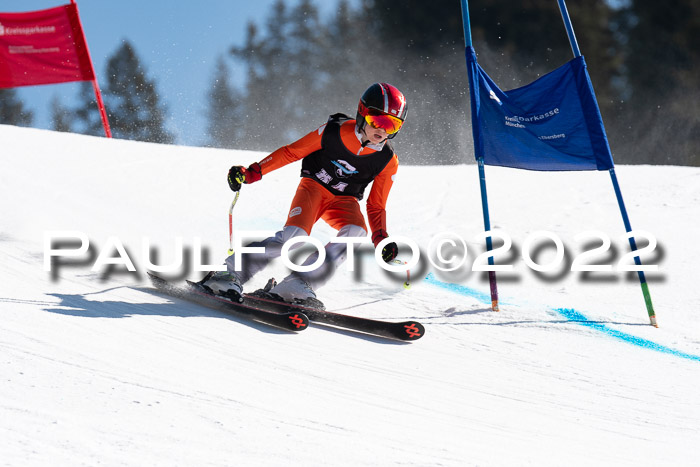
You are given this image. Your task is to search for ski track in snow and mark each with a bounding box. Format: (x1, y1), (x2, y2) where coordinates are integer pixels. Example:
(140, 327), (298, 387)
(2, 125), (700, 466)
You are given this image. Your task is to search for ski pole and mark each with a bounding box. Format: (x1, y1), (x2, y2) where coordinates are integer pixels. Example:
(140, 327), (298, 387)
(227, 191), (240, 255)
(391, 259), (411, 289)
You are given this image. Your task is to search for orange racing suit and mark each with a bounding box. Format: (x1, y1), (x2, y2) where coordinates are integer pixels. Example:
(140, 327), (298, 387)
(256, 114), (399, 239)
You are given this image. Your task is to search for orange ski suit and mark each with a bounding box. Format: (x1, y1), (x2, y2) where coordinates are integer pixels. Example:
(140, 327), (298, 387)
(256, 119), (398, 238)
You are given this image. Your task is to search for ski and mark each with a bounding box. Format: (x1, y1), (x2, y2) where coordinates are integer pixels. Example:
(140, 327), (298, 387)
(242, 293), (425, 341)
(148, 273), (423, 340)
(147, 273), (309, 332)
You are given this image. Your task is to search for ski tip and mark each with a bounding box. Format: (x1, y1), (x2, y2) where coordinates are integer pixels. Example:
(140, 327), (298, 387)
(286, 312), (309, 331)
(402, 321), (425, 340)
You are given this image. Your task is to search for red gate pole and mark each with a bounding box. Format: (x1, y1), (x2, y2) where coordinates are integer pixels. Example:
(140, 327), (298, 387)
(72, 0), (111, 138)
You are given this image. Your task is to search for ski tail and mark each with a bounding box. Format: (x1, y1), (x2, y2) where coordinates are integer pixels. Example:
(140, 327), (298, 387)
(147, 273), (308, 332)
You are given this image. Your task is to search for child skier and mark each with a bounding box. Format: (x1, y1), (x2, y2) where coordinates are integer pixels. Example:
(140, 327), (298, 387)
(202, 82), (408, 309)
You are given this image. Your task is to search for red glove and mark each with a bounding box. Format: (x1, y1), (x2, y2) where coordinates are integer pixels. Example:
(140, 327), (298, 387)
(243, 162), (262, 184)
(227, 162), (262, 191)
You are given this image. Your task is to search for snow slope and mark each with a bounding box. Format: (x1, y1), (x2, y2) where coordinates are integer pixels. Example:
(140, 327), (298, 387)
(1, 124), (699, 466)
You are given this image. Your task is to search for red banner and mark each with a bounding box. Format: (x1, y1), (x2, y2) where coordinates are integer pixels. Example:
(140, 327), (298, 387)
(0, 4), (94, 88)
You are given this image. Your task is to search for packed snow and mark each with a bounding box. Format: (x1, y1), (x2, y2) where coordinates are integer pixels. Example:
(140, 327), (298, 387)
(1, 124), (699, 466)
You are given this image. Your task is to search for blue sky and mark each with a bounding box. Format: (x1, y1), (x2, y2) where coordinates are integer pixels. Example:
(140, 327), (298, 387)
(2, 0), (350, 146)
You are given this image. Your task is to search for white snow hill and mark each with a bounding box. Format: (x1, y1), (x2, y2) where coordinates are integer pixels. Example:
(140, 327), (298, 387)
(1, 124), (699, 466)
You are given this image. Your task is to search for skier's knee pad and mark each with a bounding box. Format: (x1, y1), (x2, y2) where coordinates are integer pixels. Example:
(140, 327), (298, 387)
(224, 225), (308, 275)
(279, 225), (307, 243)
(337, 224), (367, 238)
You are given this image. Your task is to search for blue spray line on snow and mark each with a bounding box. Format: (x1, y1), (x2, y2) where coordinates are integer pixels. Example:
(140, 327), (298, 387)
(424, 273), (700, 363)
(554, 308), (700, 362)
(424, 273), (495, 305)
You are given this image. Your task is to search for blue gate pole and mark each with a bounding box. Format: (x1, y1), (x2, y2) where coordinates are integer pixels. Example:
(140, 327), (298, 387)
(557, 0), (582, 57)
(460, 0), (472, 47)
(460, 0), (499, 311)
(556, 0), (656, 326)
(609, 170), (657, 326)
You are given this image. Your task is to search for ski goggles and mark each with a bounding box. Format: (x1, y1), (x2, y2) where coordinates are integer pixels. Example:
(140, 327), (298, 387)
(360, 106), (404, 135)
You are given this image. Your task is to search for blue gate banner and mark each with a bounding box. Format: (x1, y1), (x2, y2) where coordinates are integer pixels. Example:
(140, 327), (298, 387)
(466, 46), (614, 171)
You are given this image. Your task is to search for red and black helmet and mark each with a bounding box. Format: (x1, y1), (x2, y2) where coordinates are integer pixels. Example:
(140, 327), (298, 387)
(356, 83), (408, 139)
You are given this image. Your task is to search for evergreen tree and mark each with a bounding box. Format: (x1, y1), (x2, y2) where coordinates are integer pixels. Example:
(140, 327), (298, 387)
(614, 0), (700, 165)
(231, 1), (330, 150)
(619, 0), (698, 99)
(206, 56), (242, 148)
(230, 2), (289, 150)
(50, 96), (73, 133)
(227, 0), (621, 165)
(320, 0), (377, 115)
(104, 40), (174, 144)
(347, 0), (471, 163)
(0, 88), (33, 126)
(72, 82), (104, 136)
(364, 0), (619, 164)
(221, 0), (698, 166)
(284, 0), (325, 132)
(73, 81), (104, 136)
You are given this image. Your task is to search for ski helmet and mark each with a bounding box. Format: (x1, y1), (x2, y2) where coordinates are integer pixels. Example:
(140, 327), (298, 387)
(356, 83), (408, 139)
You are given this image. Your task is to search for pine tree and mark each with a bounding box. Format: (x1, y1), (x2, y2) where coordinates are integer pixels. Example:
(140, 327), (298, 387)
(50, 96), (73, 133)
(0, 88), (33, 126)
(206, 56), (242, 148)
(230, 2), (288, 150)
(346, 0), (471, 164)
(231, 1), (336, 150)
(104, 40), (174, 144)
(72, 82), (104, 136)
(283, 0), (325, 135)
(226, 0), (693, 166)
(320, 0), (374, 115)
(614, 0), (700, 165)
(362, 0), (619, 164)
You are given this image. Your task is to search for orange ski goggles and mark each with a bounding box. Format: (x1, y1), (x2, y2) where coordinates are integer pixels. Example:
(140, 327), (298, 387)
(360, 104), (404, 134)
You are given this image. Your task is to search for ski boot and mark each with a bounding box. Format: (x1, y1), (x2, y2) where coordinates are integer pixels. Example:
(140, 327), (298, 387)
(200, 271), (243, 302)
(251, 276), (325, 310)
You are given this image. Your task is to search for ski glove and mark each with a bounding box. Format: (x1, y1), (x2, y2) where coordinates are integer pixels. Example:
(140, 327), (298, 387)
(227, 163), (262, 191)
(372, 229), (398, 263)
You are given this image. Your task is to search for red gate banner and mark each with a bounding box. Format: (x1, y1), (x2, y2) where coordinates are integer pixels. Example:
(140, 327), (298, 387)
(0, 3), (94, 88)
